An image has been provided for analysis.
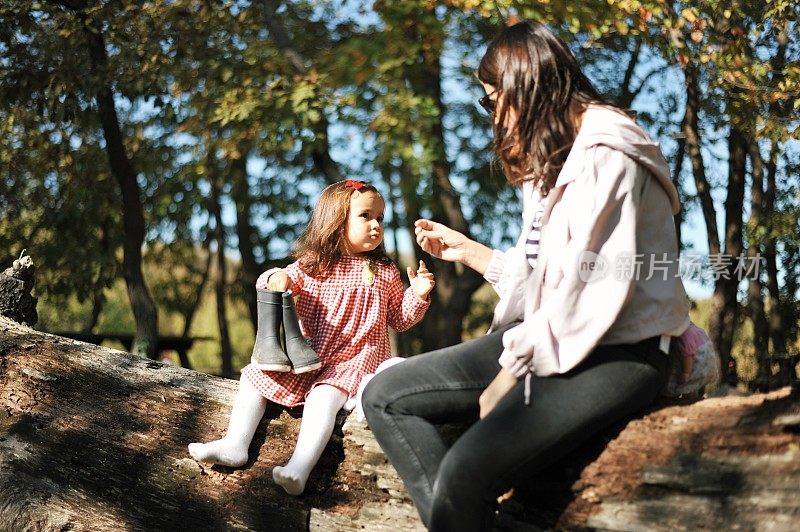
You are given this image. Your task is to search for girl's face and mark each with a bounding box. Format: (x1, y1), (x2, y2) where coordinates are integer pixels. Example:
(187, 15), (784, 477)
(344, 190), (385, 255)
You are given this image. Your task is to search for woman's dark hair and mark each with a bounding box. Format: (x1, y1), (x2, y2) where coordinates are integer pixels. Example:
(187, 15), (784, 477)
(292, 180), (391, 278)
(477, 21), (622, 193)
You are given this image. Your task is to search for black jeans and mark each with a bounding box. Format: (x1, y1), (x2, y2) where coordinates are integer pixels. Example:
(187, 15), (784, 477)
(361, 324), (667, 531)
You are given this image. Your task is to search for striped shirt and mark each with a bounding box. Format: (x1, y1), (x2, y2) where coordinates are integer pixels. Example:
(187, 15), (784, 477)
(526, 199), (546, 269)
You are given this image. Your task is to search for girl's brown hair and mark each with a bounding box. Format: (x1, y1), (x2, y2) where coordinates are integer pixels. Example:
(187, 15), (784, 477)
(292, 181), (391, 278)
(477, 21), (623, 194)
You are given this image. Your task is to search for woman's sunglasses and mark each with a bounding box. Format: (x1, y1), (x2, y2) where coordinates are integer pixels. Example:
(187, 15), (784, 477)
(478, 92), (497, 115)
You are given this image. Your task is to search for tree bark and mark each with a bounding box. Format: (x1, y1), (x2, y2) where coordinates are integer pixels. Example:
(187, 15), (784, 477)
(712, 124), (746, 383)
(0, 275), (38, 327)
(84, 23), (158, 359)
(208, 154), (235, 378)
(395, 6), (484, 351)
(3, 318), (797, 531)
(746, 139), (770, 390)
(527, 387), (800, 531)
(229, 145), (260, 332)
(0, 317), (424, 531)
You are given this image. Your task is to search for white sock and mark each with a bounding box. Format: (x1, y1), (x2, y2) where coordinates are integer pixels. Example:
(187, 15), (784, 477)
(188, 376), (267, 467)
(273, 384), (347, 495)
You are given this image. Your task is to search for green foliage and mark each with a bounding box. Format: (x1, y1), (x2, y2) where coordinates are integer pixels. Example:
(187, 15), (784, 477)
(37, 269), (255, 375)
(185, 286), (254, 375)
(463, 283), (499, 339)
(3, 1), (798, 379)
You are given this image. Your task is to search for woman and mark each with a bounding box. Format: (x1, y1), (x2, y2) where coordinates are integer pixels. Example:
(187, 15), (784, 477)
(362, 21), (690, 531)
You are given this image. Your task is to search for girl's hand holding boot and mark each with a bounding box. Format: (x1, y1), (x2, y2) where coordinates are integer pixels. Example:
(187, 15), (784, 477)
(267, 271), (291, 291)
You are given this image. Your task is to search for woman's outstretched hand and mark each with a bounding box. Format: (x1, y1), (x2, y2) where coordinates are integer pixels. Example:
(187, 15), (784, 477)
(408, 260), (435, 301)
(414, 219), (470, 264)
(414, 219), (494, 275)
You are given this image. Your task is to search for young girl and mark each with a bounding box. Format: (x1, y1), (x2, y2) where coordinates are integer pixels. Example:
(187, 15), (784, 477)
(188, 179), (434, 496)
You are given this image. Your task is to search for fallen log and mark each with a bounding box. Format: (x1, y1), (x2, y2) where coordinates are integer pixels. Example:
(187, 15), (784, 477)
(2, 314), (798, 531)
(517, 385), (800, 531)
(0, 251), (37, 327)
(0, 316), (422, 531)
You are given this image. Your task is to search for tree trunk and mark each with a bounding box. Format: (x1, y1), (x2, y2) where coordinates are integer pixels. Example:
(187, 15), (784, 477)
(384, 167), (414, 357)
(177, 233), (214, 370)
(618, 39), (642, 109)
(82, 289), (105, 334)
(395, 6), (484, 351)
(712, 124), (746, 383)
(764, 24), (789, 359)
(746, 139), (770, 390)
(229, 145), (260, 332)
(550, 387), (800, 531)
(682, 62), (731, 380)
(671, 119), (686, 248)
(82, 219), (110, 334)
(682, 63), (720, 257)
(3, 317), (797, 531)
(0, 317), (424, 531)
(208, 159), (234, 378)
(84, 23), (158, 359)
(0, 276), (37, 327)
(764, 141), (787, 357)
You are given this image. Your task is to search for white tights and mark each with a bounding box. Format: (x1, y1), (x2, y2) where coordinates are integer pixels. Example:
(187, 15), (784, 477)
(188, 379), (347, 496)
(188, 376), (267, 468)
(273, 384), (347, 495)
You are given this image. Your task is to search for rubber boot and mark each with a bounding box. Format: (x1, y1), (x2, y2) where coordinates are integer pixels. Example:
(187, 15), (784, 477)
(250, 289), (291, 371)
(282, 292), (321, 374)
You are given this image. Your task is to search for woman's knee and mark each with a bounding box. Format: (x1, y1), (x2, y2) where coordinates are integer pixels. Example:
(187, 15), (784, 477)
(361, 370), (392, 419)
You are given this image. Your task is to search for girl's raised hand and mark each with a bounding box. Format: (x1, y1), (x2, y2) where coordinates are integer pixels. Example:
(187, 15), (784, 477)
(414, 219), (468, 264)
(407, 260), (435, 301)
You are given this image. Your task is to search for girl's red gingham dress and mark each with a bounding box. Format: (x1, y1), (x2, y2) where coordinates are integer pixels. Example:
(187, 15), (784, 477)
(241, 256), (430, 407)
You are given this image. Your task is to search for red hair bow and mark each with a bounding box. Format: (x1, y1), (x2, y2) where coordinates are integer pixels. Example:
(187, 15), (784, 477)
(344, 179), (366, 190)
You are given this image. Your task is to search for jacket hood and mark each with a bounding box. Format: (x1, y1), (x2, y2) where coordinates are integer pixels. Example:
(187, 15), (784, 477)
(566, 105), (681, 215)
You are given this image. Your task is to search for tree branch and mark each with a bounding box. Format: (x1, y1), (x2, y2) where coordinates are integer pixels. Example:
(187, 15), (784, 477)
(261, 0), (344, 184)
(48, 0), (88, 10)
